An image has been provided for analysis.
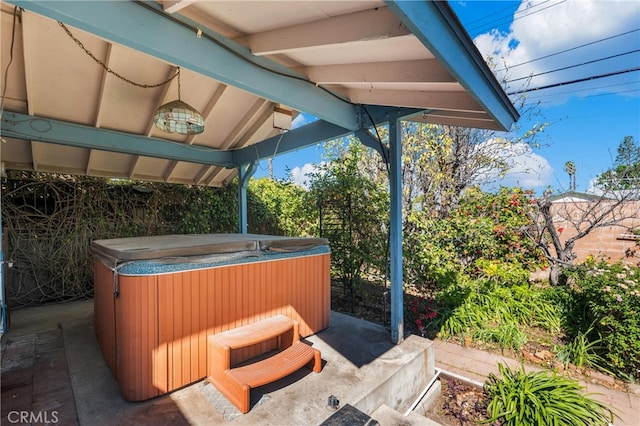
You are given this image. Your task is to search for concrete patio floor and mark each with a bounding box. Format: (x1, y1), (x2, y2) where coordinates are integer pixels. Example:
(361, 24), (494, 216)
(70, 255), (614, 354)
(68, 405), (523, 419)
(1, 300), (438, 425)
(2, 300), (639, 425)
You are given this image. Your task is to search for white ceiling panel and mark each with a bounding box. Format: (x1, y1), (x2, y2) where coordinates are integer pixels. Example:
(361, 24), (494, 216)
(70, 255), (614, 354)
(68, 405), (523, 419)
(0, 0), (518, 186)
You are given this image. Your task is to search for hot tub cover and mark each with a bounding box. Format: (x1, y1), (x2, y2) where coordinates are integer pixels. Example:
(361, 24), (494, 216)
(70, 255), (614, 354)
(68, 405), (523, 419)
(91, 233), (329, 261)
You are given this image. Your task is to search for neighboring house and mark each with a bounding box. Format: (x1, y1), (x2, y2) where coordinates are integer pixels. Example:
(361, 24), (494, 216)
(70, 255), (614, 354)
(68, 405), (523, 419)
(548, 191), (640, 265)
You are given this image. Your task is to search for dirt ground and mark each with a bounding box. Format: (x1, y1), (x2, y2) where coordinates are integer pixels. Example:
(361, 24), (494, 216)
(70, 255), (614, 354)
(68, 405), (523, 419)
(423, 378), (491, 426)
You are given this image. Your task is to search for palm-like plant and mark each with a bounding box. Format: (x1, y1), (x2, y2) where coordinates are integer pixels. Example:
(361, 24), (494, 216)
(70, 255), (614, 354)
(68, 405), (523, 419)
(484, 363), (615, 425)
(564, 161), (577, 191)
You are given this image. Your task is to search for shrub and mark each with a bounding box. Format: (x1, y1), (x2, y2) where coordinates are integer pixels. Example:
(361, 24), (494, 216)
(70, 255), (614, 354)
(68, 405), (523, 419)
(454, 187), (547, 271)
(407, 296), (441, 337)
(308, 141), (390, 311)
(248, 177), (315, 236)
(403, 187), (547, 293)
(403, 212), (461, 290)
(475, 258), (530, 286)
(564, 260), (640, 381)
(485, 363), (614, 426)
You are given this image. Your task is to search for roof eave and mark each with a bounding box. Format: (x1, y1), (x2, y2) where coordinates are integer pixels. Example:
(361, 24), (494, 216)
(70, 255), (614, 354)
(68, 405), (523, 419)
(385, 0), (520, 131)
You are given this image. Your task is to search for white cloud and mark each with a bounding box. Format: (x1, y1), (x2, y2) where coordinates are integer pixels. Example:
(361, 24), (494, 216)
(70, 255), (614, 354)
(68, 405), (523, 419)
(474, 0), (640, 100)
(476, 141), (554, 190)
(290, 163), (318, 189)
(291, 113), (316, 129)
(502, 149), (554, 188)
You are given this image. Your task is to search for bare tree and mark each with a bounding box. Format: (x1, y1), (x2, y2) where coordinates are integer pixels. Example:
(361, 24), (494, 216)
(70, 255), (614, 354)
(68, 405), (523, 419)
(526, 188), (640, 285)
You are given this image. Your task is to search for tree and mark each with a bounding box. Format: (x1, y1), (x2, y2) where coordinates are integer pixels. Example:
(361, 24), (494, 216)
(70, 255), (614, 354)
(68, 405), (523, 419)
(308, 141), (389, 312)
(616, 135), (640, 166)
(353, 119), (547, 220)
(400, 124), (509, 218)
(597, 136), (640, 190)
(564, 161), (576, 191)
(350, 56), (550, 219)
(526, 187), (640, 286)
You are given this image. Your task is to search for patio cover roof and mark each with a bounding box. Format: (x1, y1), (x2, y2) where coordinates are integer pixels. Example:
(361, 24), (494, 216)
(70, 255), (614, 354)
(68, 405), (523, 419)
(0, 0), (518, 186)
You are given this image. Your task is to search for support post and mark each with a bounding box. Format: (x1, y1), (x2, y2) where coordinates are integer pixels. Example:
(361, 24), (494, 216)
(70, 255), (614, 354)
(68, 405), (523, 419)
(389, 118), (404, 344)
(0, 164), (6, 334)
(237, 161), (258, 234)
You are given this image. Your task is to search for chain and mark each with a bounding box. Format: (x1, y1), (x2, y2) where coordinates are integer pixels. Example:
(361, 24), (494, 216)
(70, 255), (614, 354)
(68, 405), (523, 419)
(58, 21), (179, 88)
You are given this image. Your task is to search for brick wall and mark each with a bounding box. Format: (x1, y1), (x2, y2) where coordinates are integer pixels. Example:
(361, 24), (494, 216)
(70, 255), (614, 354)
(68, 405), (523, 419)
(551, 199), (640, 264)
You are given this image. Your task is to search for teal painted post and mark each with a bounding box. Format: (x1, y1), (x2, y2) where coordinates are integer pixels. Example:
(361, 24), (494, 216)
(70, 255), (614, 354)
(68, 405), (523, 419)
(238, 162), (257, 234)
(389, 118), (404, 344)
(0, 188), (6, 334)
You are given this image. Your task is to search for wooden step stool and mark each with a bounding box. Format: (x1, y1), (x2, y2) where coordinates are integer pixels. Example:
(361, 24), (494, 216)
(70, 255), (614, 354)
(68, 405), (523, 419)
(207, 315), (322, 413)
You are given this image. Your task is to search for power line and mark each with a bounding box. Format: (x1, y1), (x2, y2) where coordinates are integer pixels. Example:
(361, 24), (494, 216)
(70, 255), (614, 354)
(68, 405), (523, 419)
(507, 67), (640, 95)
(466, 0), (556, 32)
(533, 89), (640, 105)
(525, 81), (640, 100)
(462, 1), (531, 27)
(460, 2), (640, 83)
(497, 28), (640, 72)
(506, 50), (640, 83)
(510, 0), (568, 22)
(464, 2), (529, 32)
(468, 0), (566, 35)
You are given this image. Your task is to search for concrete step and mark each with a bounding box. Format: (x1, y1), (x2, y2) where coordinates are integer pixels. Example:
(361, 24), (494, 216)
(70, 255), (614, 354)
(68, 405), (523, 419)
(348, 333), (437, 416)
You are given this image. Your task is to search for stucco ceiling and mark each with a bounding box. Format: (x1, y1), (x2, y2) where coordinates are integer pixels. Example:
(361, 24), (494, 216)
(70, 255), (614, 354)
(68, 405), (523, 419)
(0, 0), (518, 187)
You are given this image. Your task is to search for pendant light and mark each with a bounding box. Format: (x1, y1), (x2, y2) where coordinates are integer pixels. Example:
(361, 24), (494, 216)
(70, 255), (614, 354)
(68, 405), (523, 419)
(153, 68), (204, 135)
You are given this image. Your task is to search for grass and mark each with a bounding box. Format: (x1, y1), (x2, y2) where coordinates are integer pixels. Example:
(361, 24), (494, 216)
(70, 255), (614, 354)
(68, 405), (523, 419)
(473, 323), (528, 351)
(436, 279), (560, 353)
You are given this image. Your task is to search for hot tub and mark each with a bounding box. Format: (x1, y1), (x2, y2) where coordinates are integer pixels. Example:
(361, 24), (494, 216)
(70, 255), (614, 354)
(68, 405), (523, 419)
(92, 233), (330, 401)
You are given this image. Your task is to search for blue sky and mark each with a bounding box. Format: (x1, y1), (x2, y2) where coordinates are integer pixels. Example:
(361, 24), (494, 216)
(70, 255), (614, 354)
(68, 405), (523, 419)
(255, 0), (640, 194)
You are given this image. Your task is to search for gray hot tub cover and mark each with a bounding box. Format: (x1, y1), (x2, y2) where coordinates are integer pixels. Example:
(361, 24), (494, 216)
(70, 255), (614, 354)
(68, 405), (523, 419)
(91, 233), (329, 262)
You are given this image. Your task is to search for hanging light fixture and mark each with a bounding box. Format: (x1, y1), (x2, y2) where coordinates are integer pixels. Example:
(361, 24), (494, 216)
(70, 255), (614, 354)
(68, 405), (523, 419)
(57, 23), (203, 135)
(153, 68), (204, 135)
